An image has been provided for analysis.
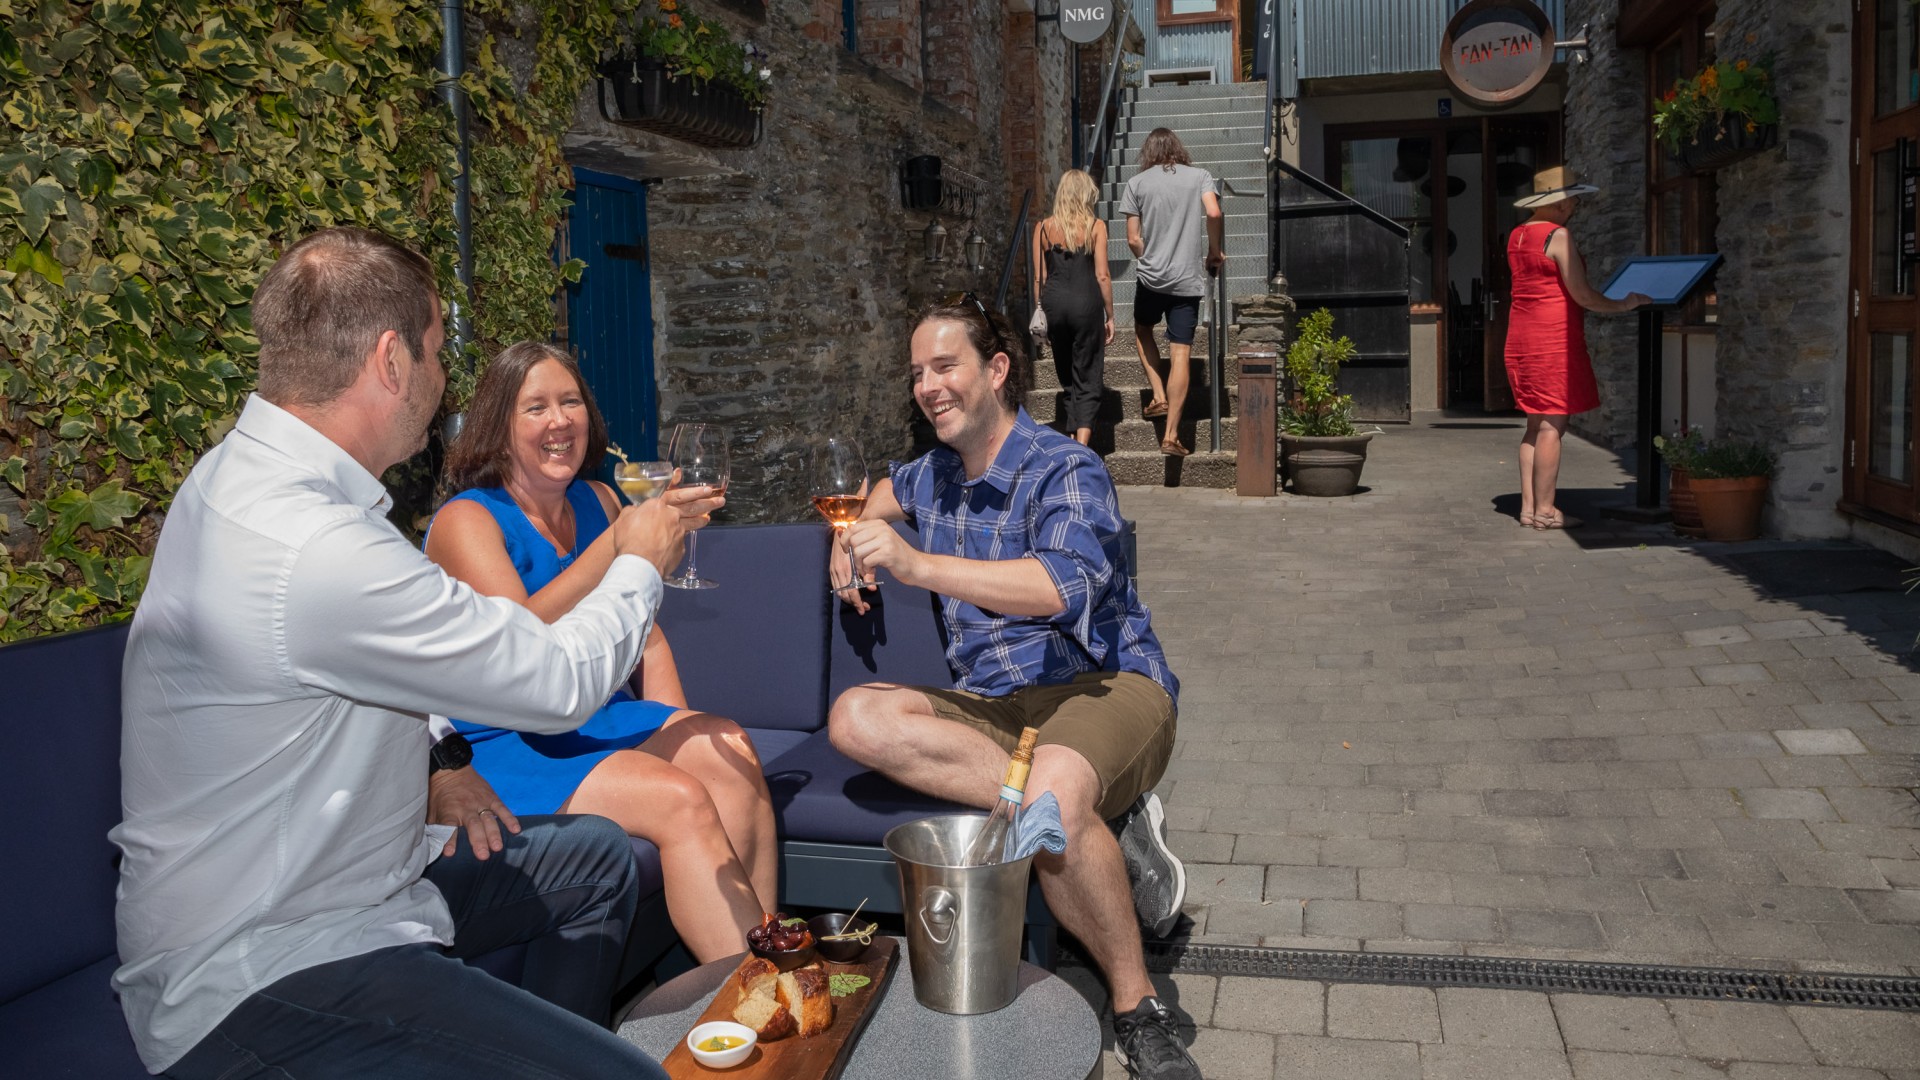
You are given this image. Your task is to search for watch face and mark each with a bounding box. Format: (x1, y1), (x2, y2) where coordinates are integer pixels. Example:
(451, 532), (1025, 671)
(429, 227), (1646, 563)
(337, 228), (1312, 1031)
(432, 734), (473, 771)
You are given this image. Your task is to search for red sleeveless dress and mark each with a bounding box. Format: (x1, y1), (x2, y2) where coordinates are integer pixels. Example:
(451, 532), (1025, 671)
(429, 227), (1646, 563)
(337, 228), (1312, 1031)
(1504, 220), (1600, 416)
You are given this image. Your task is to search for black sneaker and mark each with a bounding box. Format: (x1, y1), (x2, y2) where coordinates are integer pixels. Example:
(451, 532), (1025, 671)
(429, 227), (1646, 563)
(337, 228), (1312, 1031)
(1113, 996), (1200, 1080)
(1117, 793), (1186, 938)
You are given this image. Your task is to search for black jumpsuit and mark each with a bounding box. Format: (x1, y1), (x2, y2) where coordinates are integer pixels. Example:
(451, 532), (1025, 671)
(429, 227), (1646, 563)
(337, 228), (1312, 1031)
(1039, 220), (1107, 434)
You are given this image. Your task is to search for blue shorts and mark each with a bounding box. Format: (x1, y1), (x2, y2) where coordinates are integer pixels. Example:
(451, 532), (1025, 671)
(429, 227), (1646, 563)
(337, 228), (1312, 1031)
(1132, 284), (1201, 345)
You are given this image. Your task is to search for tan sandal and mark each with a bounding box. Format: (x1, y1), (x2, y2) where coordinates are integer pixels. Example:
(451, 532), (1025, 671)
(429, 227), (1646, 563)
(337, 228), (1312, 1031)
(1161, 438), (1190, 457)
(1143, 399), (1169, 418)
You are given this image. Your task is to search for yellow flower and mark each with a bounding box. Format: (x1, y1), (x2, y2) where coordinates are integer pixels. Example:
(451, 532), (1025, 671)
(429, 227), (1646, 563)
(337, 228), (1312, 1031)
(1735, 59), (1749, 71)
(1746, 121), (1757, 133)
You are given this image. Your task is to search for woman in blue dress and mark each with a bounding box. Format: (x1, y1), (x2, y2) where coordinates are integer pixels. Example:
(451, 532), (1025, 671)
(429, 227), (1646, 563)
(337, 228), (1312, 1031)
(426, 342), (775, 962)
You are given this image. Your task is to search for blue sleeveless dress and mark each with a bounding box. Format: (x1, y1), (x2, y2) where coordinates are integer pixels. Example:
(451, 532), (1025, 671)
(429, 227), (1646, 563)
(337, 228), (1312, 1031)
(434, 480), (679, 814)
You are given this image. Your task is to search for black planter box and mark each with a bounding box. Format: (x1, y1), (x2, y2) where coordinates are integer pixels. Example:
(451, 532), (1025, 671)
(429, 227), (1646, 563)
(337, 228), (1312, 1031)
(1673, 116), (1777, 173)
(598, 58), (761, 150)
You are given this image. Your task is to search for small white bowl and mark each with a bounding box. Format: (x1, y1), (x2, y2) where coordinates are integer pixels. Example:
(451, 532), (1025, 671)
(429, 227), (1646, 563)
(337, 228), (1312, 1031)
(686, 1020), (757, 1069)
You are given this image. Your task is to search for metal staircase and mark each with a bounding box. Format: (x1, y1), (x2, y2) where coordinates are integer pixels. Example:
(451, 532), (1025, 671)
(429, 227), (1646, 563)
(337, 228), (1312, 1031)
(1029, 80), (1270, 489)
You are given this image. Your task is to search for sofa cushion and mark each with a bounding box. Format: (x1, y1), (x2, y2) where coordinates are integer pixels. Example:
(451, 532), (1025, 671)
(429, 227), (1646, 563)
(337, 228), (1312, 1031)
(0, 623), (128, 1006)
(742, 726), (811, 767)
(763, 730), (969, 846)
(825, 532), (955, 704)
(661, 524), (831, 732)
(0, 957), (147, 1079)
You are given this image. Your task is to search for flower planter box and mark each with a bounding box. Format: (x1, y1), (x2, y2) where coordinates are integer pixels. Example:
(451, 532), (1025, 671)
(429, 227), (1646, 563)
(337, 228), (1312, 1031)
(1673, 117), (1777, 173)
(1280, 432), (1374, 497)
(598, 58), (761, 150)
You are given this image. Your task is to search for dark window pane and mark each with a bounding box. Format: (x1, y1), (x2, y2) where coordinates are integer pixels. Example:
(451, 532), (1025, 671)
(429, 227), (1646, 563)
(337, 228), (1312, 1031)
(1879, 0), (1920, 115)
(1871, 333), (1914, 483)
(1873, 146), (1912, 296)
(1657, 191), (1685, 255)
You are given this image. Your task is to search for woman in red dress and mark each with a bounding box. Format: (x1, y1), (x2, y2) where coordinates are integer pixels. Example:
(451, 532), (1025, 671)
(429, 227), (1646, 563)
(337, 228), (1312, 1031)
(1505, 168), (1650, 528)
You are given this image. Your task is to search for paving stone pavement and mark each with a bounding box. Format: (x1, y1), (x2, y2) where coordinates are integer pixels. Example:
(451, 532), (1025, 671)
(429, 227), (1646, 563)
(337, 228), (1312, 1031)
(1059, 414), (1920, 1078)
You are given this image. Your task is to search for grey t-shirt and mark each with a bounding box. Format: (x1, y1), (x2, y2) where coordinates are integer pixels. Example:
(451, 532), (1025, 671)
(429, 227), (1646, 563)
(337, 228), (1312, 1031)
(1119, 162), (1217, 298)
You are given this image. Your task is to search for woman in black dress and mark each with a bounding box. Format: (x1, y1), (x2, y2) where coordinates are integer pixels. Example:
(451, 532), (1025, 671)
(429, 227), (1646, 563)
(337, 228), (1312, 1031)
(1031, 169), (1114, 445)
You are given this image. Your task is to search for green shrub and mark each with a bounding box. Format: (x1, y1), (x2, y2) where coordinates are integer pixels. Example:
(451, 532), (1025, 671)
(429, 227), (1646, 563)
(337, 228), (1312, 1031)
(0, 0), (653, 641)
(1654, 427), (1705, 471)
(1281, 308), (1356, 438)
(1688, 440), (1775, 480)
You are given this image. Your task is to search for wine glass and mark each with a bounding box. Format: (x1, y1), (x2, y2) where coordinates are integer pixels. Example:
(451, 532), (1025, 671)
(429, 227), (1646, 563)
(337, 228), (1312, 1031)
(810, 437), (878, 596)
(613, 460), (673, 504)
(664, 423), (729, 590)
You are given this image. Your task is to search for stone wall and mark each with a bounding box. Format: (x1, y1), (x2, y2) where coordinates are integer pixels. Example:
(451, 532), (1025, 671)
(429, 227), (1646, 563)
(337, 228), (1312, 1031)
(561, 0), (1072, 523)
(1561, 0), (1648, 452)
(1561, 0), (1852, 539)
(1705, 0), (1851, 538)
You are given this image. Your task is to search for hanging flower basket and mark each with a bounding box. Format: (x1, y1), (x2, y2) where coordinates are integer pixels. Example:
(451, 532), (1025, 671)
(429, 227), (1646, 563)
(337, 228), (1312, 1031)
(598, 58), (761, 150)
(1673, 116), (1778, 173)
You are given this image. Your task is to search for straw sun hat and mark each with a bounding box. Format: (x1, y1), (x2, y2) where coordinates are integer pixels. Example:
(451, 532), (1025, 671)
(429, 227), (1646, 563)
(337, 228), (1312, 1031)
(1514, 166), (1599, 209)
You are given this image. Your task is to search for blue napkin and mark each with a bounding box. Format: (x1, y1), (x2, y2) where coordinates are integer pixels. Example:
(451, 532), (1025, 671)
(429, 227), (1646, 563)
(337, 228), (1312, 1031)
(1009, 791), (1068, 861)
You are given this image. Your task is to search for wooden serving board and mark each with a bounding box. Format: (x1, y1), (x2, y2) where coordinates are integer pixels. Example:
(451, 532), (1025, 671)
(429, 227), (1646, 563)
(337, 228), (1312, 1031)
(660, 937), (899, 1080)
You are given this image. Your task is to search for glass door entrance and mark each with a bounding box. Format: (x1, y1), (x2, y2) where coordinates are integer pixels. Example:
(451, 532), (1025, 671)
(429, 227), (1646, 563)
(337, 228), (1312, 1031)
(1329, 115), (1558, 412)
(1851, 0), (1920, 521)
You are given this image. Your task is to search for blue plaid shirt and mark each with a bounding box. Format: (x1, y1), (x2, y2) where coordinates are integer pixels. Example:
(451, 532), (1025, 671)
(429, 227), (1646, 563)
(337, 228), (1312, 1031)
(890, 409), (1178, 707)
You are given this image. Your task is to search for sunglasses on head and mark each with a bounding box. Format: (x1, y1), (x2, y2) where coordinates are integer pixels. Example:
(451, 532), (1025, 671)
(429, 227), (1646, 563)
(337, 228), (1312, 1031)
(938, 291), (1006, 357)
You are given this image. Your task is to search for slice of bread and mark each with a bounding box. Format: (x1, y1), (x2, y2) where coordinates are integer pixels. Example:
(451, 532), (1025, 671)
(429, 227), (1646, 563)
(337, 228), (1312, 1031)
(732, 957), (796, 1040)
(776, 965), (835, 1038)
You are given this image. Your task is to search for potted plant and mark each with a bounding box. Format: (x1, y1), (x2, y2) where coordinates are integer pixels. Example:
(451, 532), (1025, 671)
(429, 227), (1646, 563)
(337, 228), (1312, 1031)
(1654, 427), (1707, 536)
(1280, 308), (1373, 497)
(1652, 55), (1780, 172)
(1687, 439), (1776, 542)
(599, 1), (770, 149)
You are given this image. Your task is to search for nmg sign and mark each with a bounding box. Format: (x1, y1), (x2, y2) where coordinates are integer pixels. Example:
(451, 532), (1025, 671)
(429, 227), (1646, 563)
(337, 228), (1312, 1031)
(1060, 1), (1112, 45)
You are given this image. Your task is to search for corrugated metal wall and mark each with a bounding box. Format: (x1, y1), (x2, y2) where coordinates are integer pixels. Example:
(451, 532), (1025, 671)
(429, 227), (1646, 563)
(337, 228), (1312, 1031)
(1129, 0), (1240, 83)
(1295, 0), (1567, 80)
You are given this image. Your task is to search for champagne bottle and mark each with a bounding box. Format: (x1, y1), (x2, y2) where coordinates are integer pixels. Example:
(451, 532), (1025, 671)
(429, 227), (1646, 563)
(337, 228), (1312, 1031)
(964, 727), (1040, 866)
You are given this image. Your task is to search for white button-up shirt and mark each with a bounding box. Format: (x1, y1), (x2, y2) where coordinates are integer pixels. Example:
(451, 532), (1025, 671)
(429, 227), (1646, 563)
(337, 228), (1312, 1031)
(111, 396), (660, 1071)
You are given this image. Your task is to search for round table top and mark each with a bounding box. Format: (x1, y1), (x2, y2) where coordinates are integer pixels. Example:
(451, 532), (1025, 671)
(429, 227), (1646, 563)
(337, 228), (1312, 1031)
(618, 938), (1103, 1080)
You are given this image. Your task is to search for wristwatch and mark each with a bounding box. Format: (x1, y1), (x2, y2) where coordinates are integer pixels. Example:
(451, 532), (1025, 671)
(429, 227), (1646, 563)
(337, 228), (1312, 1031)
(428, 732), (473, 775)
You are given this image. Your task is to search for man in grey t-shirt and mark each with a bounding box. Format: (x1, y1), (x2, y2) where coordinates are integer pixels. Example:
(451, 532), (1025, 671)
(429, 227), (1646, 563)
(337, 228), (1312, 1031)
(1119, 128), (1223, 457)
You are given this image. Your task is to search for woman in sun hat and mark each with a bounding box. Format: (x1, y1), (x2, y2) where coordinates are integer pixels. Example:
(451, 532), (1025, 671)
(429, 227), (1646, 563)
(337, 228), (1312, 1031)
(1505, 166), (1651, 529)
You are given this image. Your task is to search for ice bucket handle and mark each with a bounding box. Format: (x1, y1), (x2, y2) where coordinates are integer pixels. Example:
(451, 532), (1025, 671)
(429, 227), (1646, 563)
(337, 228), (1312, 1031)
(918, 885), (956, 947)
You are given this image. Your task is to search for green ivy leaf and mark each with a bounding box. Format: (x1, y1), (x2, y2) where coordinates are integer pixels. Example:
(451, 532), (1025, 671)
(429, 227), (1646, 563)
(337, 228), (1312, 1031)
(93, 1), (145, 38)
(20, 176), (63, 243)
(47, 478), (146, 538)
(2, 456), (24, 493)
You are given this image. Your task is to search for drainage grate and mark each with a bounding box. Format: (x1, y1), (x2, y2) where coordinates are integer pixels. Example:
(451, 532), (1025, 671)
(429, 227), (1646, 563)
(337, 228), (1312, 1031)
(1059, 942), (1920, 1012)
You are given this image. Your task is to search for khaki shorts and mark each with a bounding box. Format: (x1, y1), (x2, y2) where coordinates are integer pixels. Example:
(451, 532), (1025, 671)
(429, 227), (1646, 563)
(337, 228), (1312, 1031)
(920, 671), (1176, 821)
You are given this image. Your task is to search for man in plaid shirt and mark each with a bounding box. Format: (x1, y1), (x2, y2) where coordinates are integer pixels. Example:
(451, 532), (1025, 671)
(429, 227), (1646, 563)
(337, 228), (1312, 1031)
(830, 297), (1197, 1080)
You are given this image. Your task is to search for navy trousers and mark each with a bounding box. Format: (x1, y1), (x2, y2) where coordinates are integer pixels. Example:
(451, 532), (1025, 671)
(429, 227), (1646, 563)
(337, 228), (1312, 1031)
(165, 815), (667, 1080)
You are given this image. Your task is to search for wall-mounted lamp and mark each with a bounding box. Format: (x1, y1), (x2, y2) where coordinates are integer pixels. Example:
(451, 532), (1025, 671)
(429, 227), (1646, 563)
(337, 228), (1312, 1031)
(964, 228), (988, 273)
(923, 218), (948, 263)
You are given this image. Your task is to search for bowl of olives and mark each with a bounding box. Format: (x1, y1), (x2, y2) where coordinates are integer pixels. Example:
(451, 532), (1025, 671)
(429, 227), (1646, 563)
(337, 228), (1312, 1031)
(746, 912), (816, 972)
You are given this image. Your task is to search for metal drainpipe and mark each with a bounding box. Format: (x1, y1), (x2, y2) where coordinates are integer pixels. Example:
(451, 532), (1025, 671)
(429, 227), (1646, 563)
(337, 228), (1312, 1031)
(438, 0), (473, 358)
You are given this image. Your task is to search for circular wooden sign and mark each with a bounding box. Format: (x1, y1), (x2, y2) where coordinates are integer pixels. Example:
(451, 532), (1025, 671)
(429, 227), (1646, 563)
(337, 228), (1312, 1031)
(1440, 0), (1556, 108)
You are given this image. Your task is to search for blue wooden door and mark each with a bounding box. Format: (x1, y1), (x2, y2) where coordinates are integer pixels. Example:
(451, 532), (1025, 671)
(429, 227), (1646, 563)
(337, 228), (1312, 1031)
(567, 168), (657, 463)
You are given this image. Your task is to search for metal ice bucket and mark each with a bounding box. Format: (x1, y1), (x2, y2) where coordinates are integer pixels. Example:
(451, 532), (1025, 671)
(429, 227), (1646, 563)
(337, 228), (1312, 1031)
(883, 813), (1035, 1015)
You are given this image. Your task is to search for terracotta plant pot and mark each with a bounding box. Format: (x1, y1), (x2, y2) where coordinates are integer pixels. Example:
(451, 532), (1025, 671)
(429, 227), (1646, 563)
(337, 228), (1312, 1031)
(1667, 466), (1706, 536)
(1690, 475), (1769, 542)
(1281, 432), (1373, 496)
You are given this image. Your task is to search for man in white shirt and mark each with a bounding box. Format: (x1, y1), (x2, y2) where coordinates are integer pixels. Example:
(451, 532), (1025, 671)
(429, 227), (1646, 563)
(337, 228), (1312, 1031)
(111, 227), (715, 1078)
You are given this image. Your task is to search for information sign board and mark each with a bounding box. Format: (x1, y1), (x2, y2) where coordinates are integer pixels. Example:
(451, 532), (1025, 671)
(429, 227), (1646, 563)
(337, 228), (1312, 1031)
(1599, 254), (1723, 308)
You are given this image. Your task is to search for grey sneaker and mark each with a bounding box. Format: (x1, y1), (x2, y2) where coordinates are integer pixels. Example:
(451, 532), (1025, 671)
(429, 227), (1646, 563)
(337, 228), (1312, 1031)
(1117, 793), (1185, 938)
(1113, 996), (1200, 1080)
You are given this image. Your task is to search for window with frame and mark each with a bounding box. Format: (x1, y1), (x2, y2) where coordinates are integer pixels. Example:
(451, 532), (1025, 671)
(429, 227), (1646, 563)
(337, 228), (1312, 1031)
(1647, 7), (1719, 325)
(1157, 0), (1232, 26)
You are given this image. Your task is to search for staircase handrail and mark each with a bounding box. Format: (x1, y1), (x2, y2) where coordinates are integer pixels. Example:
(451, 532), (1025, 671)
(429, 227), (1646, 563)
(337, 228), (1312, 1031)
(1274, 159), (1409, 238)
(994, 187), (1035, 321)
(1212, 178), (1263, 455)
(1080, 4), (1135, 174)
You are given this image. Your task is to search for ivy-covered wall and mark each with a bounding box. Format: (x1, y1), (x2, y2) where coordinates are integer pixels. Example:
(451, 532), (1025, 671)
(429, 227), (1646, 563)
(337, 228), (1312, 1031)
(0, 0), (641, 641)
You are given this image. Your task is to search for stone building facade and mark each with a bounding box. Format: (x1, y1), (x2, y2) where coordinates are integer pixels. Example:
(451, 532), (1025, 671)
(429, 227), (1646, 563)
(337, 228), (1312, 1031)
(556, 1), (1088, 522)
(1563, 0), (1855, 542)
